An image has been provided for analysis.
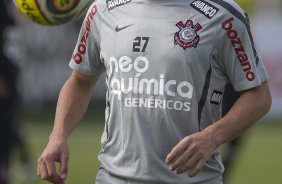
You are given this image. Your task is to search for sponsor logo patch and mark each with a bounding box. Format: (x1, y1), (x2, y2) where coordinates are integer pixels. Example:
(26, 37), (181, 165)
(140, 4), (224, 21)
(210, 90), (223, 105)
(106, 0), (132, 11)
(222, 17), (255, 81)
(72, 5), (97, 64)
(174, 20), (202, 49)
(190, 0), (219, 19)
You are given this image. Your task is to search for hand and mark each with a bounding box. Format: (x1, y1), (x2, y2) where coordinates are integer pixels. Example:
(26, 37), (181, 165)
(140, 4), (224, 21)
(166, 131), (218, 177)
(37, 136), (70, 184)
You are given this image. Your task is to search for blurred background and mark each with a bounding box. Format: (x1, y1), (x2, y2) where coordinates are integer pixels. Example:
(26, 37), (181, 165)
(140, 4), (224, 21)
(0, 0), (281, 184)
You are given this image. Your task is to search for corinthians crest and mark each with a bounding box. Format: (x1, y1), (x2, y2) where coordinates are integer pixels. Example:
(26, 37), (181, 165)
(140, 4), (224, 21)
(174, 20), (202, 49)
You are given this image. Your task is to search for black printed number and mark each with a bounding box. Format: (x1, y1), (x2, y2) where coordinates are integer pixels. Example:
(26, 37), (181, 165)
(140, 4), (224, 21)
(133, 36), (150, 52)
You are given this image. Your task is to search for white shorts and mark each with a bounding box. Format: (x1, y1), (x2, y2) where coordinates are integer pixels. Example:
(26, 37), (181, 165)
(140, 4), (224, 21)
(95, 167), (223, 184)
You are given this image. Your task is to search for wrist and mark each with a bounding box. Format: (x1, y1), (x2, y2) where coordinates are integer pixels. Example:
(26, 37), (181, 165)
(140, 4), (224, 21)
(49, 129), (69, 142)
(204, 123), (227, 149)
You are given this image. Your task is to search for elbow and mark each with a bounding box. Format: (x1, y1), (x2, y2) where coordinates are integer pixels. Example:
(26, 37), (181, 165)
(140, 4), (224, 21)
(263, 91), (272, 115)
(261, 81), (272, 115)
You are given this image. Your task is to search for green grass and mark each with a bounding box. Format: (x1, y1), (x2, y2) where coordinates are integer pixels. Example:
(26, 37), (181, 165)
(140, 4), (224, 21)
(8, 114), (282, 184)
(228, 122), (282, 184)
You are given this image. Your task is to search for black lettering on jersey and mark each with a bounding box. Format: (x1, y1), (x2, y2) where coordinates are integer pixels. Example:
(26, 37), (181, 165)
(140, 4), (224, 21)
(133, 37), (150, 52)
(107, 0), (132, 11)
(210, 90), (223, 105)
(190, 0), (219, 19)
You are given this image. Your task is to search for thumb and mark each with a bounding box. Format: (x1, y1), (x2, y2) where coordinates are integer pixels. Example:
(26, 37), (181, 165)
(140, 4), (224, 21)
(59, 153), (69, 180)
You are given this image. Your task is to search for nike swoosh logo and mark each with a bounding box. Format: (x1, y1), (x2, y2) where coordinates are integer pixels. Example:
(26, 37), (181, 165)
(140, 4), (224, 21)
(115, 24), (133, 32)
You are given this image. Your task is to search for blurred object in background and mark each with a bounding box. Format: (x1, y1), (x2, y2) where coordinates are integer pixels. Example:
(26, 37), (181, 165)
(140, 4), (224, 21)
(13, 0), (94, 26)
(236, 0), (255, 14)
(0, 0), (34, 183)
(5, 16), (106, 111)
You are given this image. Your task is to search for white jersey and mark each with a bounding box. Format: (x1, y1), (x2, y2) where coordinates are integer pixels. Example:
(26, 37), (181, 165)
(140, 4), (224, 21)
(69, 0), (268, 183)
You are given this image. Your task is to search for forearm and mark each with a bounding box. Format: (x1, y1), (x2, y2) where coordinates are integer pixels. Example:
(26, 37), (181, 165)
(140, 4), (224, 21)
(50, 72), (98, 141)
(206, 81), (272, 147)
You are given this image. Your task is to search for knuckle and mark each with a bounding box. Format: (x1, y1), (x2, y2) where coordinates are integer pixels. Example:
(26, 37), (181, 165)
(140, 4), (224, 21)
(195, 167), (201, 172)
(190, 143), (198, 151)
(184, 136), (191, 143)
(172, 149), (179, 155)
(45, 154), (52, 160)
(193, 144), (199, 150)
(40, 154), (50, 162)
(62, 155), (70, 161)
(38, 157), (43, 163)
(174, 162), (180, 169)
(176, 157), (183, 165)
(182, 163), (190, 171)
(185, 160), (193, 168)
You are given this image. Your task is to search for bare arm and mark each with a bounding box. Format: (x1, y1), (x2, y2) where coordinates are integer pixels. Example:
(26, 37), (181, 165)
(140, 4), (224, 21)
(37, 71), (99, 184)
(207, 81), (272, 146)
(166, 81), (272, 177)
(51, 71), (98, 140)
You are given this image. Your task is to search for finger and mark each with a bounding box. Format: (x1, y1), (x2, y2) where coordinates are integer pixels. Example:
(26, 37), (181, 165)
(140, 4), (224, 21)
(188, 159), (205, 177)
(45, 157), (62, 184)
(40, 161), (56, 183)
(166, 136), (193, 164)
(176, 154), (200, 174)
(38, 159), (48, 180)
(169, 144), (196, 171)
(59, 153), (69, 181)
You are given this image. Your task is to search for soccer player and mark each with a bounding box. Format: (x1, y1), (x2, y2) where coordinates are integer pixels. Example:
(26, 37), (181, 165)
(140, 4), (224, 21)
(37, 0), (271, 183)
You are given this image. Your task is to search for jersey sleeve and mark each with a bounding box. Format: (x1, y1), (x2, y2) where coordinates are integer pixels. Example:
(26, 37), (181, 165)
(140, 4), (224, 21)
(215, 12), (268, 92)
(69, 3), (104, 76)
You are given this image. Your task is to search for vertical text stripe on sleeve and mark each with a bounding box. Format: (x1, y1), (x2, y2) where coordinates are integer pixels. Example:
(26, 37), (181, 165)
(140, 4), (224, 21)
(209, 0), (259, 65)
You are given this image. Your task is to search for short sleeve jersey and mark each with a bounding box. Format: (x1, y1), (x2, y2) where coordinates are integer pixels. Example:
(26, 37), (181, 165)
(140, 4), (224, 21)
(69, 0), (268, 183)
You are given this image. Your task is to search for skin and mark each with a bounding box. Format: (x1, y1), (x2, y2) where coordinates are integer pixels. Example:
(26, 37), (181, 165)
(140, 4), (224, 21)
(166, 81), (272, 177)
(37, 71), (271, 183)
(37, 71), (99, 184)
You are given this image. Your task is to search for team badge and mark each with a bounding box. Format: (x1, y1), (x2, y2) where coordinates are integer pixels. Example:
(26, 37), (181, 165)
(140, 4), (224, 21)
(174, 20), (202, 49)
